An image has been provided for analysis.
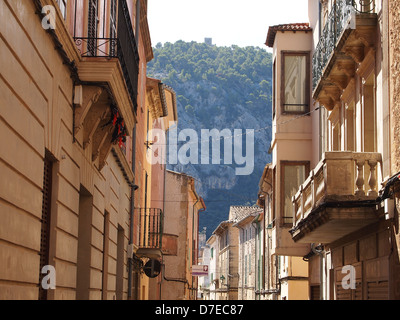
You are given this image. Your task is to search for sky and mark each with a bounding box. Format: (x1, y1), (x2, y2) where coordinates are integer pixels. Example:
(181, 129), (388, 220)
(147, 0), (310, 49)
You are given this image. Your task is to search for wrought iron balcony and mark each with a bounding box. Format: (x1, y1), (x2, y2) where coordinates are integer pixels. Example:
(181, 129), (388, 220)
(73, 0), (139, 114)
(312, 0), (376, 96)
(290, 151), (382, 243)
(136, 208), (164, 257)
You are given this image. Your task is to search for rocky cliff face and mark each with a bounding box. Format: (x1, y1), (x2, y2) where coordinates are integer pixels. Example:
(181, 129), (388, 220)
(147, 41), (272, 238)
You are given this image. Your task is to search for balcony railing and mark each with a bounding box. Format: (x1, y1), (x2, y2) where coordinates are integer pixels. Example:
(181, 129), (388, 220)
(137, 208), (164, 250)
(292, 151), (382, 228)
(73, 0), (139, 114)
(312, 0), (376, 91)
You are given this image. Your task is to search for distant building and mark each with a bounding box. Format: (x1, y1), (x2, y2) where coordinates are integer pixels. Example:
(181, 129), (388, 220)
(205, 235), (219, 300)
(161, 170), (205, 300)
(205, 38), (213, 45)
(232, 206), (263, 300)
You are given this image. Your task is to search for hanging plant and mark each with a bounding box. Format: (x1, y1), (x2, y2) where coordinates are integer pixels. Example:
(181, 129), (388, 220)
(103, 105), (127, 149)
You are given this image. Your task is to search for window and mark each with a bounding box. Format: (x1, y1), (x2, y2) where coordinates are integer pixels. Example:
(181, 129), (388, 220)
(116, 225), (125, 300)
(281, 161), (309, 225)
(39, 155), (53, 300)
(345, 102), (355, 152)
(273, 60), (276, 118)
(245, 255), (248, 285)
(102, 211), (110, 300)
(272, 167), (276, 226)
(319, 106), (328, 159)
(248, 253), (251, 274)
(56, 0), (67, 19)
(76, 186), (93, 300)
(363, 73), (376, 152)
(281, 51), (310, 114)
(87, 0), (99, 56)
(110, 0), (117, 56)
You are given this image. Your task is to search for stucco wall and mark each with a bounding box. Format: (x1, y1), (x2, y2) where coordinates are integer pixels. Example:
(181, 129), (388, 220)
(0, 0), (132, 300)
(161, 171), (190, 300)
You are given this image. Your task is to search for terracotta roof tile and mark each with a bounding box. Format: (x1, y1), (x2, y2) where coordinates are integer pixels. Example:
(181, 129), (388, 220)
(266, 23), (312, 47)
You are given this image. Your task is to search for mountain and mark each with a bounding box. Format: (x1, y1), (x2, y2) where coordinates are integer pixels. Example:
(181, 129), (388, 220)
(147, 40), (273, 239)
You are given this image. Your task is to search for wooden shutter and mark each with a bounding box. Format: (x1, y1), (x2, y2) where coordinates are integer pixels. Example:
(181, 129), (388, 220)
(310, 285), (320, 300)
(39, 157), (53, 300)
(336, 284), (352, 300)
(109, 0), (117, 56)
(87, 0), (98, 56)
(366, 281), (389, 300)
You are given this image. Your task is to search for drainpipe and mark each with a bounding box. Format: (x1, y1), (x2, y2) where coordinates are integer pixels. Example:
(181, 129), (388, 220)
(159, 130), (168, 300)
(192, 196), (199, 300)
(162, 260), (189, 285)
(257, 195), (267, 297)
(128, 126), (138, 300)
(262, 203), (266, 295)
(236, 226), (245, 299)
(260, 168), (273, 297)
(251, 219), (259, 300)
(312, 243), (324, 300)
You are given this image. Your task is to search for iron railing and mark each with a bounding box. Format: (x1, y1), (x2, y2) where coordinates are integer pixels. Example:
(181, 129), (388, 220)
(312, 0), (376, 91)
(73, 0), (139, 114)
(136, 208), (164, 250)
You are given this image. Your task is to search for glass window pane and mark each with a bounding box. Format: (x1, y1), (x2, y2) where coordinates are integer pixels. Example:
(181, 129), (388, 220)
(56, 0), (67, 19)
(283, 165), (306, 223)
(284, 55), (307, 112)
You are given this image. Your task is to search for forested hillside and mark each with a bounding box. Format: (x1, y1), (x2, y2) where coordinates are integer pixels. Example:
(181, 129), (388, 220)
(147, 41), (273, 238)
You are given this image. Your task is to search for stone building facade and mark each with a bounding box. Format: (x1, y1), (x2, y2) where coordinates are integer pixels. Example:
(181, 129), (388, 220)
(0, 0), (179, 300)
(160, 170), (205, 300)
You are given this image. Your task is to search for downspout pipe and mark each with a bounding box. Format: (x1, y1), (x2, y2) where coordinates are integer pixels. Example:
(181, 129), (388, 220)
(311, 243), (324, 300)
(159, 129), (169, 300)
(262, 202), (266, 294)
(128, 126), (138, 300)
(192, 197), (199, 300)
(236, 226), (245, 299)
(251, 218), (260, 300)
(259, 166), (273, 296)
(161, 260), (189, 298)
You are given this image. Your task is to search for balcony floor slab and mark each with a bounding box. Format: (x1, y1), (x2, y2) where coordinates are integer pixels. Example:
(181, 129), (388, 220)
(290, 202), (379, 244)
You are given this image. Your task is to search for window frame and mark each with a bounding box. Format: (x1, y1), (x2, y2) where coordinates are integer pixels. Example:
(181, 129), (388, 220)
(280, 51), (311, 115)
(56, 0), (67, 20)
(273, 59), (277, 119)
(280, 161), (310, 227)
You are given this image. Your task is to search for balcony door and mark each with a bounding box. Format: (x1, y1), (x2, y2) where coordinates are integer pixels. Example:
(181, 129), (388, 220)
(110, 0), (118, 56)
(363, 73), (376, 153)
(87, 0), (99, 56)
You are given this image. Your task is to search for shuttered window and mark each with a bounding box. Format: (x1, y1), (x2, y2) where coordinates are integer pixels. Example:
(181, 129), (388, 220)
(310, 285), (320, 300)
(39, 157), (53, 300)
(336, 284), (351, 300)
(335, 281), (362, 300)
(110, 0), (117, 56)
(87, 0), (98, 56)
(367, 281), (389, 300)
